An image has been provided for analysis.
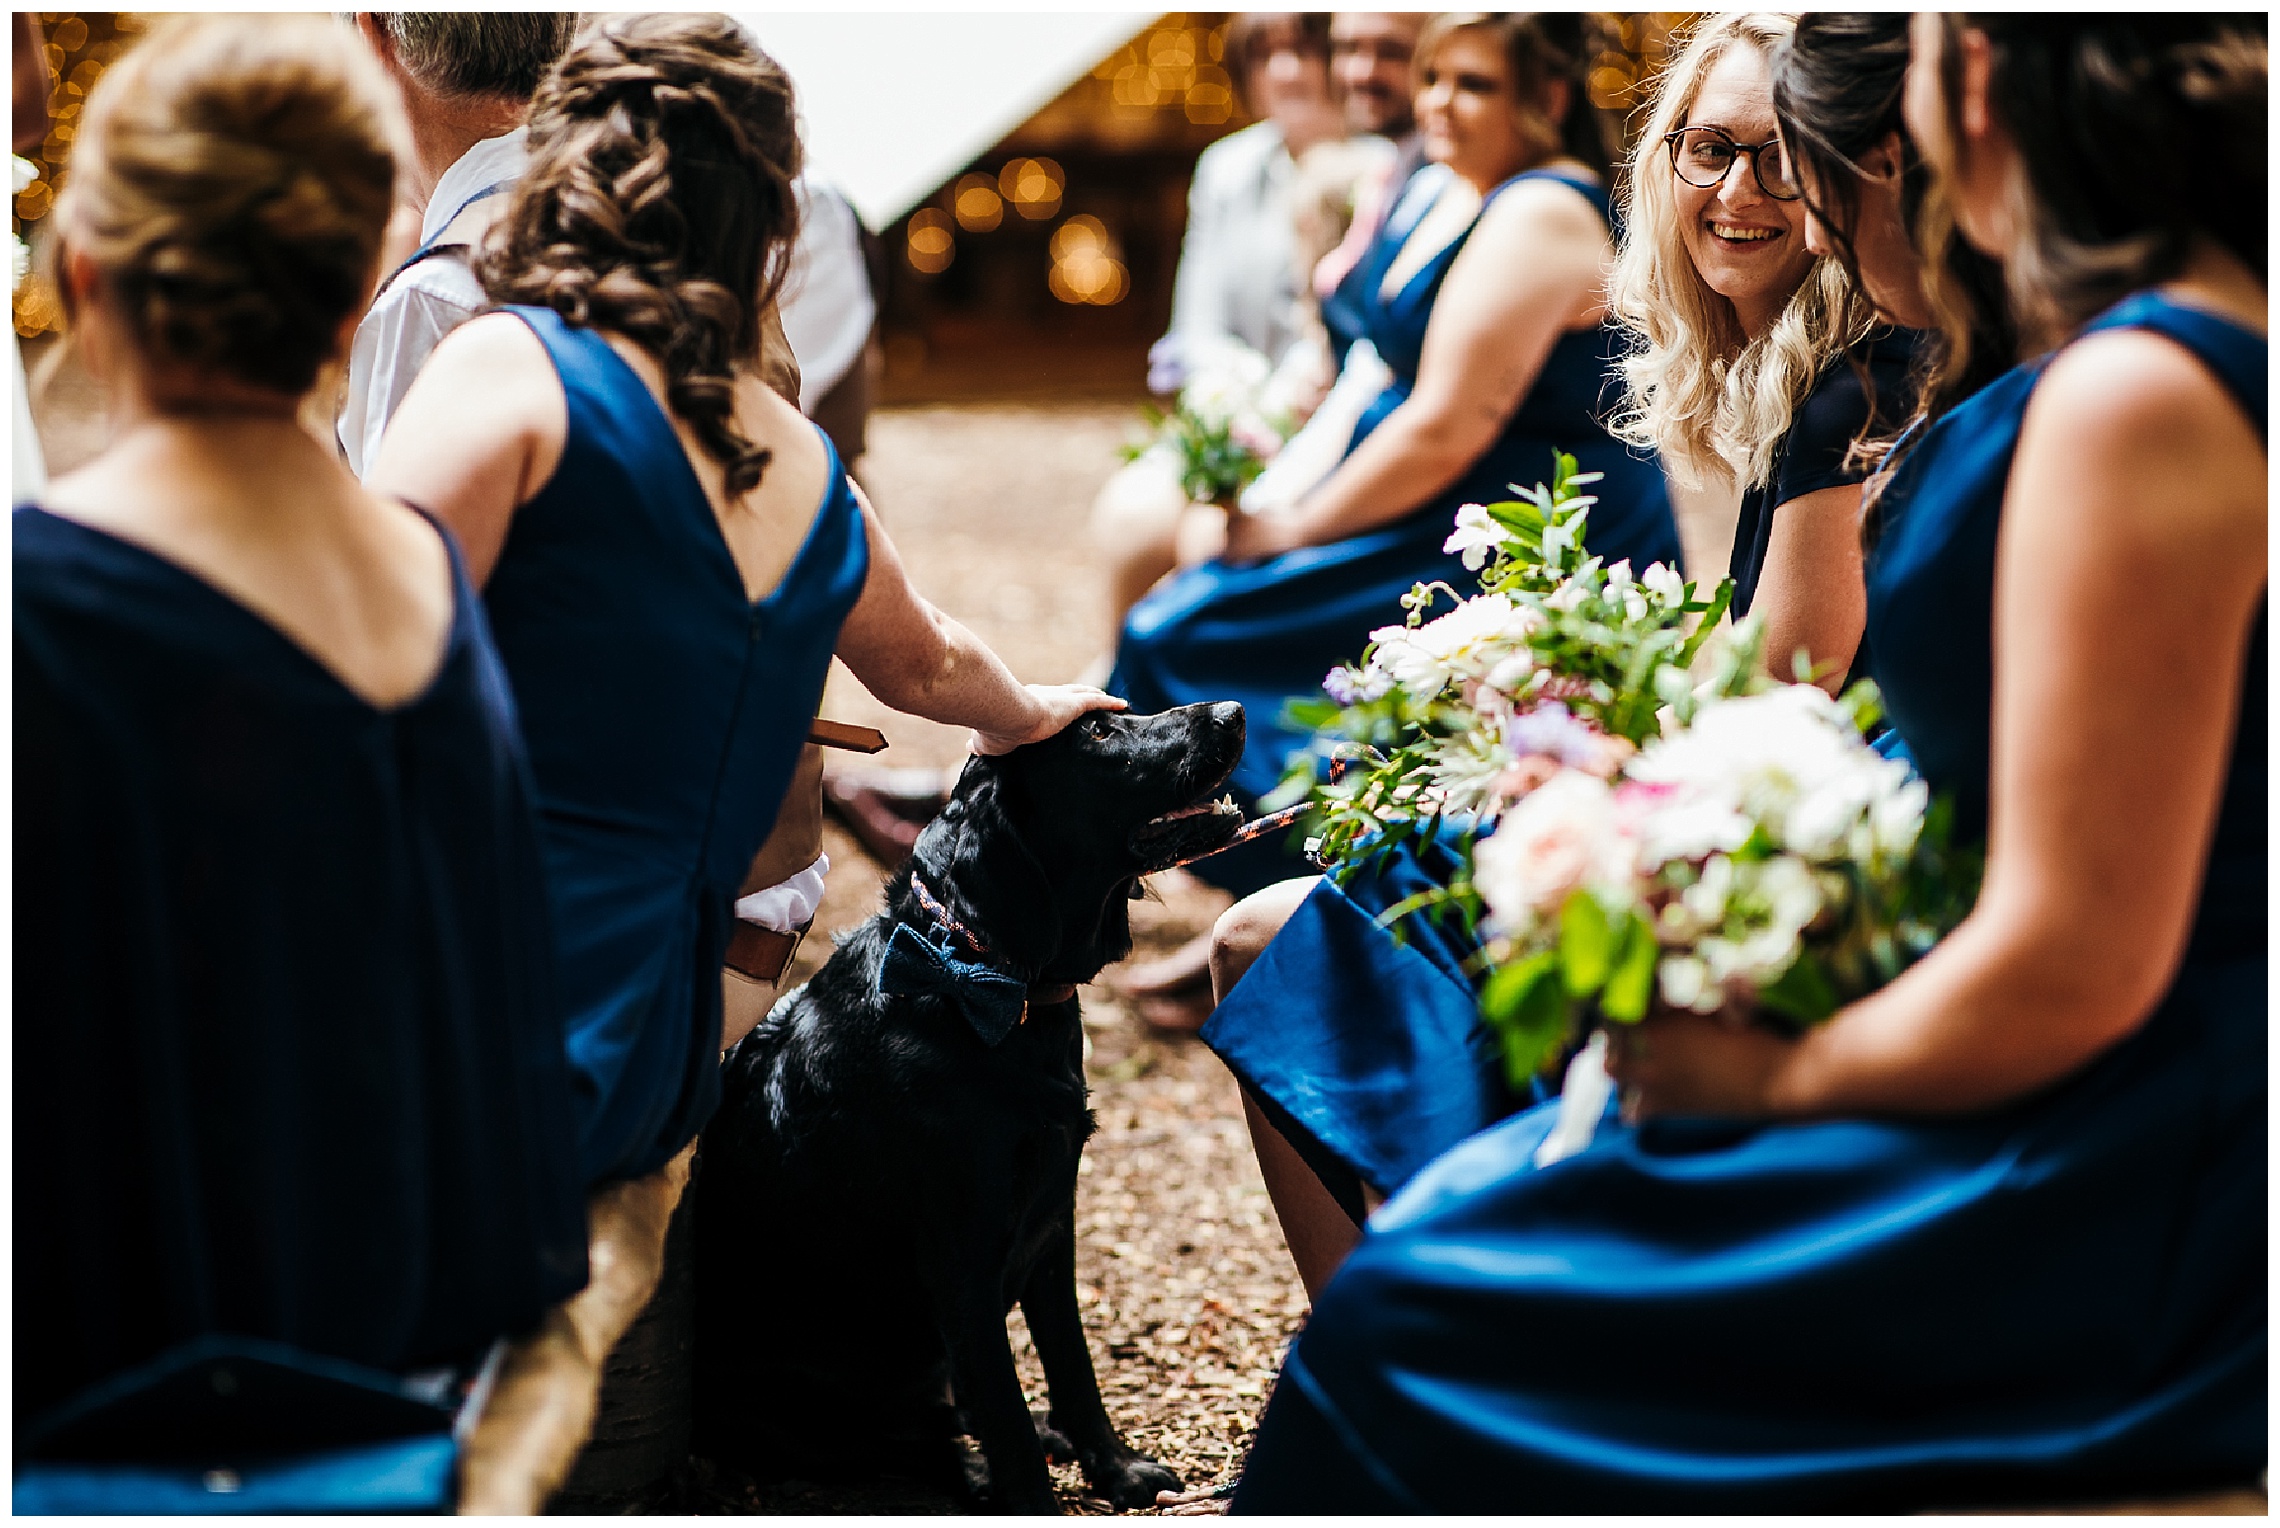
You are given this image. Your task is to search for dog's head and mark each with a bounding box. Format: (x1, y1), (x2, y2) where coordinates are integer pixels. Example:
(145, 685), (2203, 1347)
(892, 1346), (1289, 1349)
(903, 702), (1247, 984)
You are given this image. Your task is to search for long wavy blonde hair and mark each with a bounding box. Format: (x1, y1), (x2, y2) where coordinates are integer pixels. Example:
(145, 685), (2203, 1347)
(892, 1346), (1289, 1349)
(1607, 13), (1875, 490)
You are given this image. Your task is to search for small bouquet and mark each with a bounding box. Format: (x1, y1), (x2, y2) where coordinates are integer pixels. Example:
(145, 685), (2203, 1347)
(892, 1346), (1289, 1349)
(1473, 682), (1978, 1088)
(1130, 336), (1293, 508)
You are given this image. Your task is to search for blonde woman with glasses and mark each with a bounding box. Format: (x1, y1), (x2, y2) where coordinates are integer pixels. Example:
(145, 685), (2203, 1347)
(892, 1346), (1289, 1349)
(1610, 12), (1917, 693)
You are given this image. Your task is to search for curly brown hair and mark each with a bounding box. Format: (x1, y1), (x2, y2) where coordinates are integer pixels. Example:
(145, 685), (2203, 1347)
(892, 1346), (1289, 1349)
(478, 13), (802, 496)
(57, 14), (398, 397)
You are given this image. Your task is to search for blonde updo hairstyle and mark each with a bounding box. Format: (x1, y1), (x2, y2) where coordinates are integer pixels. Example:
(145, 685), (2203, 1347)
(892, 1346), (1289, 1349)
(1607, 13), (1875, 490)
(54, 14), (401, 399)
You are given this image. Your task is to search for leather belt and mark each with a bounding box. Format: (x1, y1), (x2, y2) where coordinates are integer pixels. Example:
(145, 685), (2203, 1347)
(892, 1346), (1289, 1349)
(725, 918), (812, 985)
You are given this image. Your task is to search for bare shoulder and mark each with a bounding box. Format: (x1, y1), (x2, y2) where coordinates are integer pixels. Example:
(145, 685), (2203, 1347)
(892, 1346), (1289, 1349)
(2019, 327), (2265, 556)
(1475, 173), (1609, 250)
(425, 310), (555, 388)
(2030, 327), (2262, 482)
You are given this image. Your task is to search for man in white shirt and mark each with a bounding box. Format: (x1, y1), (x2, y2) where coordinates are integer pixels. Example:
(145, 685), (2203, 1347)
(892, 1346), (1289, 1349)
(339, 13), (574, 478)
(779, 175), (879, 470)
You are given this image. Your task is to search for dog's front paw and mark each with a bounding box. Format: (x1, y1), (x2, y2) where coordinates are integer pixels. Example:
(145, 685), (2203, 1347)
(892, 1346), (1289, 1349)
(1086, 1450), (1181, 1511)
(1032, 1411), (1078, 1464)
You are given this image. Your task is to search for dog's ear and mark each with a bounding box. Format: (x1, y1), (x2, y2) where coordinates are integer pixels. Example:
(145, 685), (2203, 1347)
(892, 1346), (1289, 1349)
(919, 766), (1067, 975)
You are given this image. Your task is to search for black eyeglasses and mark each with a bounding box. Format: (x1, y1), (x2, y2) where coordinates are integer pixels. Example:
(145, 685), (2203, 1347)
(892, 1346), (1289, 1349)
(1663, 125), (1801, 201)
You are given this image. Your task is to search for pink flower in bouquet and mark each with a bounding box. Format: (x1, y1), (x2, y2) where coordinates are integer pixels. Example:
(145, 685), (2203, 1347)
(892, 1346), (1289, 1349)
(1474, 769), (1638, 934)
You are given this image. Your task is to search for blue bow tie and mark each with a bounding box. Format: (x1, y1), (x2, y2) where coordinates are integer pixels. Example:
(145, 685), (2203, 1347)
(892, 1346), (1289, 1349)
(878, 921), (1030, 1046)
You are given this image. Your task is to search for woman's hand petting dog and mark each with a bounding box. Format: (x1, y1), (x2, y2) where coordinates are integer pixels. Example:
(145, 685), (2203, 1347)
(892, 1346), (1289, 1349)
(971, 685), (1128, 757)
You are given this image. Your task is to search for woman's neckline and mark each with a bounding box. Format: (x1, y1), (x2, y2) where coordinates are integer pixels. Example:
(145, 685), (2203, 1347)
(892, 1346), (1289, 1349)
(20, 500), (466, 717)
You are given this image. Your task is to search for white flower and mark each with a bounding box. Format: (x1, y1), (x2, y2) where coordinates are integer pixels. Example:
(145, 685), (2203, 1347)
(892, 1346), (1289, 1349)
(1365, 593), (1537, 696)
(1627, 685), (1889, 861)
(1872, 776), (1930, 857)
(1475, 770), (1636, 935)
(1179, 339), (1273, 426)
(1544, 578), (1589, 614)
(1626, 786), (1752, 868)
(1603, 560), (1634, 597)
(1659, 953), (1716, 1013)
(1641, 562), (1687, 607)
(1680, 854), (1734, 924)
(1444, 502), (1502, 571)
(1425, 730), (1517, 817)
(1754, 853), (1828, 934)
(1485, 651), (1537, 695)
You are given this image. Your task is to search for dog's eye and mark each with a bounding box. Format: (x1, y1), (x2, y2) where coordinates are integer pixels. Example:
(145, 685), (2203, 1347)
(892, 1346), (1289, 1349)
(1082, 714), (1113, 739)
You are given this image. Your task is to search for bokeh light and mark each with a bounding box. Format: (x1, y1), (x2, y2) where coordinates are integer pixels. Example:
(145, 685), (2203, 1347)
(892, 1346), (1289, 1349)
(952, 172), (1003, 233)
(904, 207), (955, 274)
(1047, 214), (1128, 307)
(16, 12), (151, 337)
(998, 156), (1065, 221)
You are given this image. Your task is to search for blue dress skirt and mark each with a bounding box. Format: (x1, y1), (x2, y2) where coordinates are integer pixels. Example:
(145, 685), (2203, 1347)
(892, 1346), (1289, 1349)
(484, 307), (871, 1187)
(1231, 291), (2267, 1510)
(1112, 165), (1677, 898)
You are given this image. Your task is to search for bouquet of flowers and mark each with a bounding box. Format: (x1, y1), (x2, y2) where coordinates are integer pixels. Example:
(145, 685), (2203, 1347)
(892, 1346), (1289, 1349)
(1271, 452), (1980, 1100)
(1128, 336), (1295, 508)
(1472, 682), (1977, 1087)
(1269, 453), (1743, 886)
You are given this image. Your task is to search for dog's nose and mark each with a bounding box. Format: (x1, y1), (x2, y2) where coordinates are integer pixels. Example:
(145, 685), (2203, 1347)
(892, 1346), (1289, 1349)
(1208, 701), (1244, 730)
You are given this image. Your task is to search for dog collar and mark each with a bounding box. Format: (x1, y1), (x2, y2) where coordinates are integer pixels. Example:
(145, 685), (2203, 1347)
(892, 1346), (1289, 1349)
(878, 875), (1076, 1044)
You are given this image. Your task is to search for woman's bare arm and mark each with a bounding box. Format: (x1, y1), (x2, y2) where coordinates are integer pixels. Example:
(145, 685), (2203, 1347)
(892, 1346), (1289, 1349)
(1614, 323), (2266, 1117)
(1224, 179), (1611, 561)
(1752, 480), (1868, 690)
(366, 313), (564, 586)
(835, 488), (1123, 753)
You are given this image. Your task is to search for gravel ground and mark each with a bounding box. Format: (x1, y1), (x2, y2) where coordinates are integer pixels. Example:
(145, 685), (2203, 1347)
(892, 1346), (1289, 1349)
(700, 405), (1304, 1514)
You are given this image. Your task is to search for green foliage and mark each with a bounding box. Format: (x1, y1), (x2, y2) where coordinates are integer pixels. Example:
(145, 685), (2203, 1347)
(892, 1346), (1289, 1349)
(1272, 449), (1742, 891)
(1124, 400), (1275, 506)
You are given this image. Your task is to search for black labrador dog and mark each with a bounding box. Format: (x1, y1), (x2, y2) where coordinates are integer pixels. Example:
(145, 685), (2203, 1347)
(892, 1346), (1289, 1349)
(694, 701), (1247, 1512)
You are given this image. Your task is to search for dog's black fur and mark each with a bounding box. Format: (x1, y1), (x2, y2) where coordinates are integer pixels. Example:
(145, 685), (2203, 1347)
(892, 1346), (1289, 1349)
(693, 702), (1247, 1513)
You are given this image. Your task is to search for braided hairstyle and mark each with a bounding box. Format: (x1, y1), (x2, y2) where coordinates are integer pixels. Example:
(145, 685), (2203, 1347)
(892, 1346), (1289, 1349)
(479, 13), (802, 496)
(56, 14), (398, 397)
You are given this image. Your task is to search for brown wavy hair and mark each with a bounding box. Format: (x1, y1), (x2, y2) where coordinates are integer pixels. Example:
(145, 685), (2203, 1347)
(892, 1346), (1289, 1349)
(56, 14), (398, 397)
(478, 13), (803, 495)
(1927, 14), (2266, 353)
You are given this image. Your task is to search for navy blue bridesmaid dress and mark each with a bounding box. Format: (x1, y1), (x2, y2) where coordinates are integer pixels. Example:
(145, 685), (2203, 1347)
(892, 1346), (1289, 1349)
(15, 505), (589, 1431)
(1112, 164), (1678, 898)
(485, 306), (870, 1187)
(1232, 290), (2266, 1511)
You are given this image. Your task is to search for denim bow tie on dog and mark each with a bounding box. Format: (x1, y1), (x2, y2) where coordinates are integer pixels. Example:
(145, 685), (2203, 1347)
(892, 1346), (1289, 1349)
(878, 921), (1033, 1046)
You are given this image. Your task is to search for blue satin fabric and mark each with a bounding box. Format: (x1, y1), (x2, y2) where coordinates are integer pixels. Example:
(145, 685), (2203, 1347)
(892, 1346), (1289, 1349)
(14, 505), (586, 1432)
(1110, 166), (1677, 898)
(485, 307), (870, 1186)
(1234, 291), (2267, 1510)
(1202, 833), (1538, 1198)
